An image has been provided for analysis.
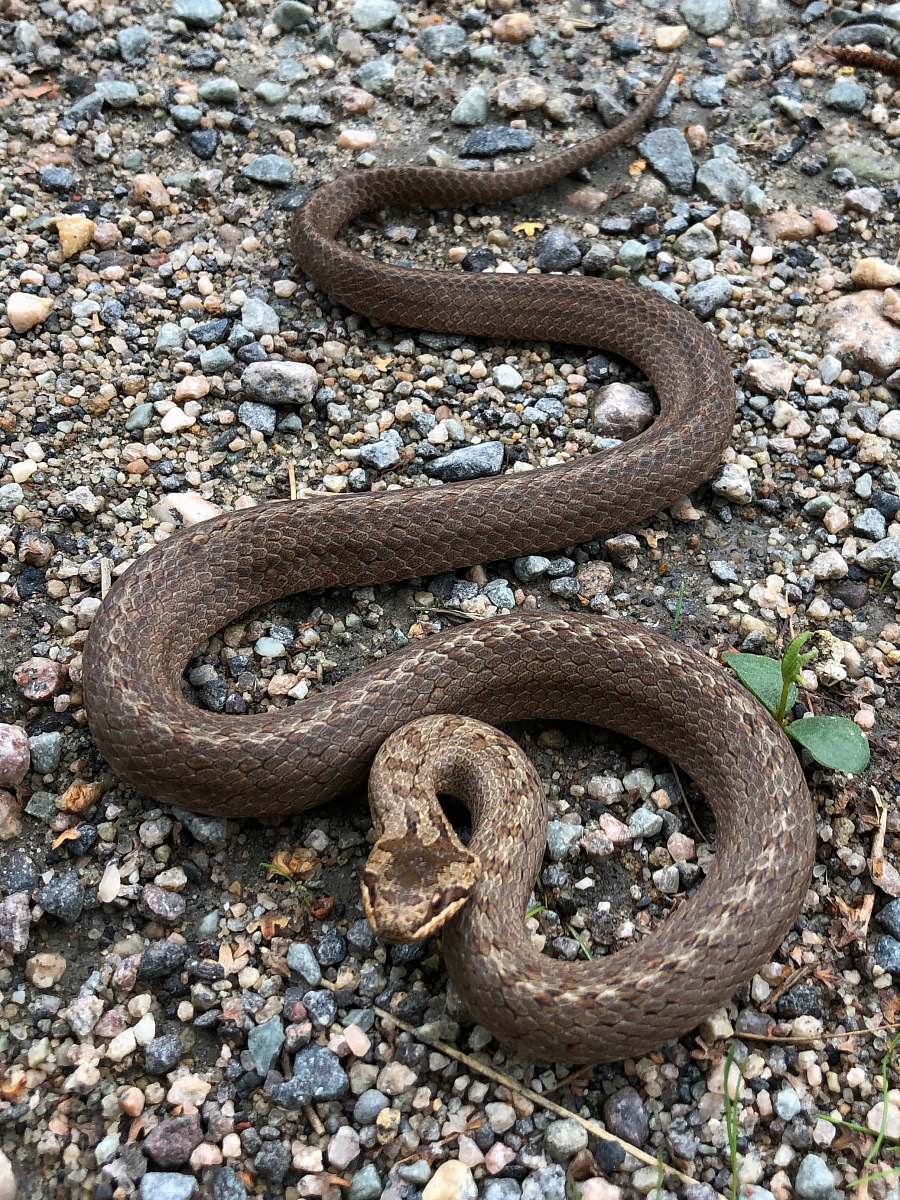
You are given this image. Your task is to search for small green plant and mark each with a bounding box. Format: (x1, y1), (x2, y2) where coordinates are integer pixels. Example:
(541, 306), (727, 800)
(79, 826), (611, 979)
(821, 1031), (900, 1184)
(724, 631), (869, 775)
(670, 579), (686, 635)
(723, 1047), (743, 1200)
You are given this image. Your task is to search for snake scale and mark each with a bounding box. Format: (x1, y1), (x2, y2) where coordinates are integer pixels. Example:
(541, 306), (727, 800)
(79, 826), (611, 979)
(83, 62), (815, 1063)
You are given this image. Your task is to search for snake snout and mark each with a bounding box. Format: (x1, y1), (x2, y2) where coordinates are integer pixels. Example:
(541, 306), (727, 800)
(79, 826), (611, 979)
(361, 831), (481, 943)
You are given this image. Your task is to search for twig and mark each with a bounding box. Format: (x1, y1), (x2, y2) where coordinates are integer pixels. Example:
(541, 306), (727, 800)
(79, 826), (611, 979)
(303, 1104), (324, 1135)
(869, 788), (888, 891)
(760, 962), (815, 1014)
(316, 979), (727, 1197)
(741, 1021), (900, 1046)
(547, 1062), (596, 1095)
(288, 460), (297, 501)
(669, 761), (707, 845)
(410, 606), (479, 622)
(100, 557), (112, 600)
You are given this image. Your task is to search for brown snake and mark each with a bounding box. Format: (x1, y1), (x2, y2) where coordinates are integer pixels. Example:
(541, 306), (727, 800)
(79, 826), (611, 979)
(83, 63), (815, 1063)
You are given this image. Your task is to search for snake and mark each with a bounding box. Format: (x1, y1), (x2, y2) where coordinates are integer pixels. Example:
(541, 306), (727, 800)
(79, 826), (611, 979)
(82, 61), (815, 1064)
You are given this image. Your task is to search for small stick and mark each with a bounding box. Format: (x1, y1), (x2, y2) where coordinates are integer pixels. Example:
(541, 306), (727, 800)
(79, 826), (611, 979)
(742, 1021), (900, 1046)
(100, 558), (112, 600)
(288, 460), (297, 501)
(669, 761), (707, 845)
(303, 1104), (324, 1135)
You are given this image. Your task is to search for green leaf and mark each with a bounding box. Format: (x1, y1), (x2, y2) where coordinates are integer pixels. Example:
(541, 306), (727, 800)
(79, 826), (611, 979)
(781, 632), (817, 686)
(723, 652), (796, 718)
(786, 716), (870, 774)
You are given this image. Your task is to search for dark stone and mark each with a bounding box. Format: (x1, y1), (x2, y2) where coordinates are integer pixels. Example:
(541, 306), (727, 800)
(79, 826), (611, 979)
(461, 128), (534, 157)
(137, 940), (189, 980)
(37, 871), (84, 923)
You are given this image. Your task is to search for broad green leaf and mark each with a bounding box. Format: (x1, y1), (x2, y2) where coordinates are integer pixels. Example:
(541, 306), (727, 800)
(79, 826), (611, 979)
(723, 652), (795, 718)
(786, 716), (870, 774)
(782, 631), (817, 686)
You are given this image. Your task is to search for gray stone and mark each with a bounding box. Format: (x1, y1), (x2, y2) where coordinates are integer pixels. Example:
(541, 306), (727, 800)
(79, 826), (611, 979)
(256, 81), (290, 104)
(304, 988), (337, 1027)
(618, 239), (647, 270)
(484, 1184), (522, 1200)
(514, 555), (551, 582)
(591, 83), (628, 127)
(356, 57), (396, 95)
(282, 103), (333, 128)
(268, 1046), (348, 1108)
(126, 405), (154, 434)
(286, 941), (322, 986)
(536, 228), (581, 272)
(676, 223), (718, 260)
(418, 24), (467, 61)
(484, 579), (515, 609)
(170, 104), (203, 130)
(710, 560), (738, 583)
(875, 935), (900, 974)
(878, 898), (900, 940)
(140, 1174), (197, 1200)
(351, 0), (399, 31)
(145, 1033), (182, 1075)
(28, 731), (61, 773)
(241, 155), (295, 186)
(735, 0), (783, 30)
(155, 323), (184, 355)
(0, 892), (30, 955)
(522, 1166), (566, 1200)
(0, 851), (38, 895)
(697, 155), (751, 204)
(603, 1086), (650, 1146)
(680, 0), (733, 35)
(545, 1118), (589, 1162)
(853, 508), (886, 541)
(826, 79), (867, 113)
(774, 1086), (801, 1120)
(172, 809), (227, 848)
(273, 1), (313, 31)
(359, 435), (401, 471)
(347, 1163), (382, 1200)
(685, 278), (733, 319)
(452, 86), (489, 126)
(238, 401), (276, 435)
(117, 25), (150, 61)
(857, 538), (900, 574)
(198, 78), (240, 106)
(638, 127), (695, 193)
(0, 483), (24, 511)
(248, 1016), (285, 1074)
(354, 1089), (389, 1123)
(692, 75), (727, 107)
(547, 821), (584, 862)
(242, 361), (317, 406)
(425, 441), (504, 482)
(95, 80), (139, 107)
(794, 1154), (837, 1200)
(629, 807), (663, 838)
(240, 296), (278, 336)
(210, 1167), (248, 1200)
(172, 0), (222, 27)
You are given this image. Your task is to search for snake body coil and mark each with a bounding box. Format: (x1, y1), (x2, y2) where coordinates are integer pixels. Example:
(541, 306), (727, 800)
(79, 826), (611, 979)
(83, 64), (815, 1063)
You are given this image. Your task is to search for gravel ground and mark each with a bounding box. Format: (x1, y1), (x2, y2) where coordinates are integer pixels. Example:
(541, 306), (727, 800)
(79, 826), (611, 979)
(1, 0), (900, 1198)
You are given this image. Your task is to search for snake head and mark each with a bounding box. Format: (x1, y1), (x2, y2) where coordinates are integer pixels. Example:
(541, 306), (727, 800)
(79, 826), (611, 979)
(361, 829), (480, 943)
